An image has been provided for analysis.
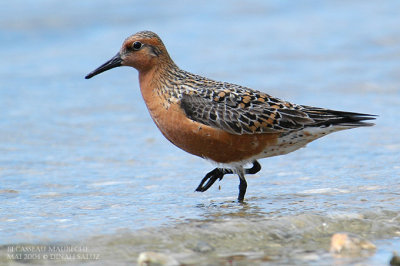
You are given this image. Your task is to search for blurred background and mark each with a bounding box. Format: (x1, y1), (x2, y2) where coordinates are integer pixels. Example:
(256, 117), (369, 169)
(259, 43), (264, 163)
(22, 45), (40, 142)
(1, 0), (399, 265)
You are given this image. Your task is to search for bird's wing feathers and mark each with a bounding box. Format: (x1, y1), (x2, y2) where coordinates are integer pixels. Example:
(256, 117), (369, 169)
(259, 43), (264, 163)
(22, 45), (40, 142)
(298, 106), (376, 127)
(180, 92), (315, 135)
(179, 87), (376, 135)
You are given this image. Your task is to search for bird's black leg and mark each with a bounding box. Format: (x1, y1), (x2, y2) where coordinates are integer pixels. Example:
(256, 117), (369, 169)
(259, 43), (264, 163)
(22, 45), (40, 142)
(237, 169), (247, 202)
(238, 160), (260, 201)
(245, 160), (261, 174)
(195, 168), (233, 192)
(195, 160), (261, 195)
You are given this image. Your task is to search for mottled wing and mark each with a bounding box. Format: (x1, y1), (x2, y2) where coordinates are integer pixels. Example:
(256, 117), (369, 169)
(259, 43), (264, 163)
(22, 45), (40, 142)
(180, 93), (315, 135)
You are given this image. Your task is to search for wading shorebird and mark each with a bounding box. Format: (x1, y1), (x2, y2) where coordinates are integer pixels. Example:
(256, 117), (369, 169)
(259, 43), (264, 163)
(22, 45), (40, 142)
(85, 31), (375, 202)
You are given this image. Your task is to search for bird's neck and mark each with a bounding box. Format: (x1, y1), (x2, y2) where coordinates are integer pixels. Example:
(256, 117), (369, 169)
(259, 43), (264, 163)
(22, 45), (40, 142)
(138, 61), (182, 107)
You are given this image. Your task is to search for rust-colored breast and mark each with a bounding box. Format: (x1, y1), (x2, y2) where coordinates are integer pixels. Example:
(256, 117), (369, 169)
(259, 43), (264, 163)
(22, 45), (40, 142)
(145, 98), (279, 164)
(161, 104), (279, 163)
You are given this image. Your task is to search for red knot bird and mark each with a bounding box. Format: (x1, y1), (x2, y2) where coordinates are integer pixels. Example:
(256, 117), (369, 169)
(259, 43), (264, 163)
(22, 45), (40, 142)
(85, 31), (376, 202)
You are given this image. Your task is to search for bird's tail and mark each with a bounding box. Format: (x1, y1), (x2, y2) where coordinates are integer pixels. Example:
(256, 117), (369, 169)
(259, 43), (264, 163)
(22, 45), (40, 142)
(301, 106), (377, 128)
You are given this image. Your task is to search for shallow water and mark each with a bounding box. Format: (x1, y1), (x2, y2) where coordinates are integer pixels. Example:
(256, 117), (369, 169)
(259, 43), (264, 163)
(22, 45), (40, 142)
(1, 0), (400, 265)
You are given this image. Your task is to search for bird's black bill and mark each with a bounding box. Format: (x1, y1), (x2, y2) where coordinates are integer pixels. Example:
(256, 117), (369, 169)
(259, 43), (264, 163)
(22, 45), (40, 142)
(85, 53), (122, 79)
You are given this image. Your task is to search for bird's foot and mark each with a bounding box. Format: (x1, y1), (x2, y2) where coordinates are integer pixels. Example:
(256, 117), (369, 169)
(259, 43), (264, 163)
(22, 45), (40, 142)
(195, 160), (261, 200)
(195, 168), (232, 192)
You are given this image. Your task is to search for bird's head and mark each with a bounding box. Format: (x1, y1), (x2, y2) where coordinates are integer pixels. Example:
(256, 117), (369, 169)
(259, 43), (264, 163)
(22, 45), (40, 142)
(85, 31), (172, 79)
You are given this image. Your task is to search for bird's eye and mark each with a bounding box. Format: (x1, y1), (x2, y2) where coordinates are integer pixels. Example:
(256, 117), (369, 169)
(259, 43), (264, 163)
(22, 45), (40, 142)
(132, 41), (143, 50)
